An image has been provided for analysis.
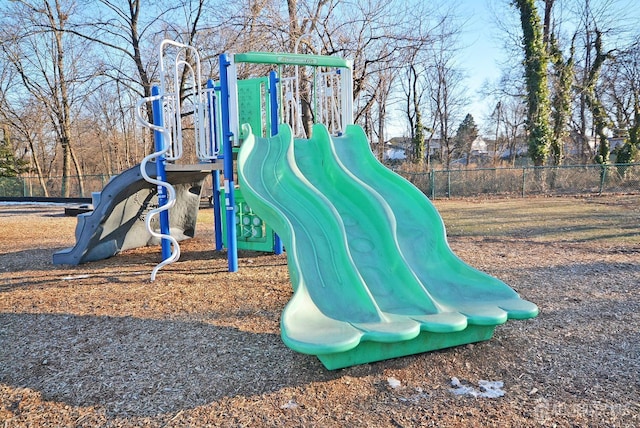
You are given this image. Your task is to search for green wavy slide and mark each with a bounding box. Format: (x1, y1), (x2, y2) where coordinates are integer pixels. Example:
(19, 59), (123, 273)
(237, 123), (538, 370)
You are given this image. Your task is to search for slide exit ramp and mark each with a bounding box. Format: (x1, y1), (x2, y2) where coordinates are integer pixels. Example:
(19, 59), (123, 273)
(237, 123), (538, 370)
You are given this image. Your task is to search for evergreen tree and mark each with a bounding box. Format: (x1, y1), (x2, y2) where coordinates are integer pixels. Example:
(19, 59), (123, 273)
(0, 134), (28, 177)
(454, 113), (479, 166)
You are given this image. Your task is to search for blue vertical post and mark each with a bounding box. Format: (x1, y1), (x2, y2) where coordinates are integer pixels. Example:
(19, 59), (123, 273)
(268, 71), (284, 255)
(151, 86), (172, 260)
(207, 79), (224, 251)
(219, 54), (239, 272)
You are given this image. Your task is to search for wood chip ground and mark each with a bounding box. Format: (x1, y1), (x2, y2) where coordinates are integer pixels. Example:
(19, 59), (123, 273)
(1, 196), (639, 427)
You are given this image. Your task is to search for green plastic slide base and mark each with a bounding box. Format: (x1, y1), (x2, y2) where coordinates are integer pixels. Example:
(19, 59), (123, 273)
(316, 325), (496, 370)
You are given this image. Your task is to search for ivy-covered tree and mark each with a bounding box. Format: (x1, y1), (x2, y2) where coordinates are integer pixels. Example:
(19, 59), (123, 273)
(453, 113), (479, 166)
(549, 35), (574, 166)
(584, 30), (614, 165)
(625, 80), (640, 163)
(614, 105), (639, 170)
(513, 0), (552, 166)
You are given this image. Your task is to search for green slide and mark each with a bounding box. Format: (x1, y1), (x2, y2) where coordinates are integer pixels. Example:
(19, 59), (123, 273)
(237, 123), (538, 370)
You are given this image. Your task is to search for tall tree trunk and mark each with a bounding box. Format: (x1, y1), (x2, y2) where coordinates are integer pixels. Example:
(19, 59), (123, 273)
(514, 0), (552, 166)
(27, 137), (49, 197)
(412, 63), (425, 163)
(377, 95), (386, 161)
(69, 143), (85, 196)
(584, 30), (612, 164)
(549, 37), (574, 166)
(47, 0), (76, 197)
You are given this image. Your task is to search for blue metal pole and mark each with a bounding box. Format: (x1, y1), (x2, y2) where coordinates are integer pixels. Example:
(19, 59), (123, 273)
(207, 79), (224, 251)
(151, 86), (172, 261)
(269, 71), (280, 134)
(219, 54), (239, 272)
(268, 70), (284, 255)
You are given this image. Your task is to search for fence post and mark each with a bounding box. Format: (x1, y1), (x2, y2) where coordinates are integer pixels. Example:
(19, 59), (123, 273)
(447, 170), (451, 198)
(430, 170), (435, 199)
(598, 164), (606, 195)
(521, 167), (526, 198)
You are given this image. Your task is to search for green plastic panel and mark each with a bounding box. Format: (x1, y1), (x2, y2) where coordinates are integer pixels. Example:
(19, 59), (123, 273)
(234, 52), (350, 68)
(237, 77), (269, 138)
(220, 187), (276, 252)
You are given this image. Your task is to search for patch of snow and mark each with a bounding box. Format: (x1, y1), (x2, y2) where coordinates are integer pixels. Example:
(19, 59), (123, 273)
(281, 399), (298, 409)
(450, 377), (505, 398)
(478, 380), (505, 398)
(387, 377), (402, 389)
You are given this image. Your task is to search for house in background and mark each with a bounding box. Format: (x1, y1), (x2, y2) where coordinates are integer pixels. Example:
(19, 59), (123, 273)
(377, 135), (494, 164)
(381, 137), (442, 161)
(378, 132), (631, 165)
(469, 136), (489, 156)
(607, 136), (626, 152)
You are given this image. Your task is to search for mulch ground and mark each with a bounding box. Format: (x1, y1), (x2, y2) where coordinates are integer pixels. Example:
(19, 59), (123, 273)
(0, 197), (639, 427)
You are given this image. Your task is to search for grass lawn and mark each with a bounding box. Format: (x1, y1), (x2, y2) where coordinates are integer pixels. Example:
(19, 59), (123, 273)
(435, 195), (639, 245)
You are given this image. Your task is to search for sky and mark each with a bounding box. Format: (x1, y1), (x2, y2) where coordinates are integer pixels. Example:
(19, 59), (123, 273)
(386, 0), (510, 137)
(456, 0), (506, 127)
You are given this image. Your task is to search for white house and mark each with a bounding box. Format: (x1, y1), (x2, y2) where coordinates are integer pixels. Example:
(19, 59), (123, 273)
(470, 136), (489, 155)
(382, 137), (443, 161)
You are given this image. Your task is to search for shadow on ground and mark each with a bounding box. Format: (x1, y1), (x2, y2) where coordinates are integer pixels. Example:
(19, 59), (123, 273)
(0, 313), (342, 418)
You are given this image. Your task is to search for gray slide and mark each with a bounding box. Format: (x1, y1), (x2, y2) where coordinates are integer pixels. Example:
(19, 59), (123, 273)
(53, 162), (211, 265)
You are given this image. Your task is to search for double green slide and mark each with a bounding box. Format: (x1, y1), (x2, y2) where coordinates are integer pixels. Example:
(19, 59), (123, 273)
(237, 123), (538, 370)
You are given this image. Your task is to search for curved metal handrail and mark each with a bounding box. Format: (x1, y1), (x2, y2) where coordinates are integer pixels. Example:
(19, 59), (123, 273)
(135, 94), (181, 281)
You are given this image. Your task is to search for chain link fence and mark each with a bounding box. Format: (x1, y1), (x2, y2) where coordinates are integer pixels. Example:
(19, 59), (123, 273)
(0, 174), (111, 199)
(397, 163), (639, 198)
(1, 163), (639, 199)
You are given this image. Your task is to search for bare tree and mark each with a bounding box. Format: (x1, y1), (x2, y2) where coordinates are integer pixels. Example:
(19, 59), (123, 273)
(0, 0), (100, 196)
(568, 0), (635, 163)
(0, 92), (53, 196)
(485, 71), (528, 168)
(67, 0), (163, 139)
(424, 15), (467, 170)
(374, 67), (395, 160)
(500, 97), (528, 166)
(400, 45), (429, 164)
(396, 5), (465, 169)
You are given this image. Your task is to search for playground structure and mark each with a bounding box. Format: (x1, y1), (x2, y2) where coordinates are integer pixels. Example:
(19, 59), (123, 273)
(54, 40), (538, 369)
